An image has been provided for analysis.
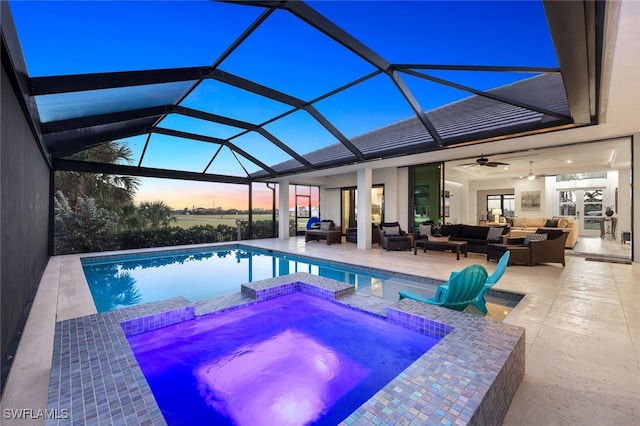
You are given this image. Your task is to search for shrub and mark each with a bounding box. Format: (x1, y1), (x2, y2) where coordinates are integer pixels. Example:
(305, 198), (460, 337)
(54, 192), (120, 254)
(118, 224), (239, 249)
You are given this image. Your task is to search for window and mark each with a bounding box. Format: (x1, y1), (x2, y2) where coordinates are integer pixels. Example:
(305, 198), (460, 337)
(558, 190), (576, 216)
(290, 184), (319, 236)
(486, 194), (515, 219)
(583, 189), (603, 216)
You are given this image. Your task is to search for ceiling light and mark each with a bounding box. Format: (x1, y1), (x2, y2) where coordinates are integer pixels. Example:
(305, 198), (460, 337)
(527, 161), (535, 180)
(566, 160), (572, 164)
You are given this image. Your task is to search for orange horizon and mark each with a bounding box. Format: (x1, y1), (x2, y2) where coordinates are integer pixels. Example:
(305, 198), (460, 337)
(133, 177), (319, 211)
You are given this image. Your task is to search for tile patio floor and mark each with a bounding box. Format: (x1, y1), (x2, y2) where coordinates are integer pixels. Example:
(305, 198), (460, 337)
(1, 236), (639, 425)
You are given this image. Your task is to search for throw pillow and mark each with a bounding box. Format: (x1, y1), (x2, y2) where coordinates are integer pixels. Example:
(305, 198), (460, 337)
(419, 224), (432, 236)
(486, 226), (504, 241)
(557, 217), (569, 228)
(524, 232), (548, 245)
(544, 219), (559, 227)
(320, 222), (331, 231)
(382, 225), (400, 236)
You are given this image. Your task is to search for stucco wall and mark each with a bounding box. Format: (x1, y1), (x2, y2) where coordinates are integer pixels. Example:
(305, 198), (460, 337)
(1, 65), (51, 380)
(320, 166), (406, 230)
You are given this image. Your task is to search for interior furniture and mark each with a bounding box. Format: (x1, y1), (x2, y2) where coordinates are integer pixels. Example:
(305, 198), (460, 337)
(507, 216), (579, 248)
(621, 231), (631, 244)
(379, 222), (413, 251)
(599, 217), (617, 239)
(492, 208), (502, 223)
(398, 264), (488, 311)
(304, 220), (342, 245)
(345, 223), (379, 244)
(414, 239), (468, 260)
(438, 224), (510, 254)
(487, 229), (569, 266)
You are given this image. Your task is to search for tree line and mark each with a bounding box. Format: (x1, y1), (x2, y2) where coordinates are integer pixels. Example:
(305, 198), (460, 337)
(53, 142), (276, 254)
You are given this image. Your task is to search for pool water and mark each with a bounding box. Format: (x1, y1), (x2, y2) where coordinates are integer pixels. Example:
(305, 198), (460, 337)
(82, 246), (431, 312)
(127, 292), (441, 425)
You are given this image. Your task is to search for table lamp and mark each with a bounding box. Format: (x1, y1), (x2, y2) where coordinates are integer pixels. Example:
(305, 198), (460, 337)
(492, 208), (502, 223)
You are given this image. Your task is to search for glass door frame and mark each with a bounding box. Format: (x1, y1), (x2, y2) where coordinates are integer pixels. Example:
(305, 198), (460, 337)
(340, 185), (385, 231)
(558, 188), (604, 237)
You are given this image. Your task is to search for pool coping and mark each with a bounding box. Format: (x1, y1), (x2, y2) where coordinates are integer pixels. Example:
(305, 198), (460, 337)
(46, 272), (525, 425)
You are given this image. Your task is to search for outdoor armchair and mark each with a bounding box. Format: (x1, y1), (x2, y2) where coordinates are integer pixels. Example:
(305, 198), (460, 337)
(379, 221), (412, 251)
(471, 251), (510, 314)
(398, 264), (488, 311)
(530, 229), (568, 266)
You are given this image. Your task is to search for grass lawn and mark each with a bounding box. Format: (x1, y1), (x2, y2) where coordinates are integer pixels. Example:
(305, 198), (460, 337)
(172, 214), (274, 229)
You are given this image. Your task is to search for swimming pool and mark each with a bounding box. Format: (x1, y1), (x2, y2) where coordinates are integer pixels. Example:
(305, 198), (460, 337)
(127, 292), (441, 425)
(81, 245), (443, 312)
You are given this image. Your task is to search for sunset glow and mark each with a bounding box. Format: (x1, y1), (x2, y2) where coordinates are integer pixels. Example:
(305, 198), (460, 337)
(134, 177), (273, 211)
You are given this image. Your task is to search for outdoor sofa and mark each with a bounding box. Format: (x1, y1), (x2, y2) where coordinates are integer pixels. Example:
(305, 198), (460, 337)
(487, 228), (569, 266)
(437, 224), (511, 254)
(305, 220), (341, 245)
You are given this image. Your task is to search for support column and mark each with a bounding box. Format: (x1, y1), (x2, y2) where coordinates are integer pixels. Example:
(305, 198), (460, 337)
(632, 134), (639, 262)
(357, 168), (372, 249)
(278, 181), (289, 240)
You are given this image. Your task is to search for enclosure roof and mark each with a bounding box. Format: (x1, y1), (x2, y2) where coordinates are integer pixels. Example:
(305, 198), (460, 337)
(2, 0), (603, 183)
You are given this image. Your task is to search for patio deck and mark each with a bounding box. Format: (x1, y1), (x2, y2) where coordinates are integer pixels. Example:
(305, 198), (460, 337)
(1, 236), (639, 425)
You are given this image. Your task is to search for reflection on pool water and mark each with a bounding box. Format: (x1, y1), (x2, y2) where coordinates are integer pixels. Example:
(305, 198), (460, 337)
(127, 292), (441, 425)
(82, 246), (439, 312)
(83, 246), (521, 315)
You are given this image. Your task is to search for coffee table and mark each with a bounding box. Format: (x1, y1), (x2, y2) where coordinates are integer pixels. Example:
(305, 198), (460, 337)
(414, 239), (468, 260)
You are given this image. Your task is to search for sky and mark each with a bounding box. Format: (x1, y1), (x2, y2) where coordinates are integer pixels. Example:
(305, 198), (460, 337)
(8, 1), (557, 210)
(134, 178), (255, 211)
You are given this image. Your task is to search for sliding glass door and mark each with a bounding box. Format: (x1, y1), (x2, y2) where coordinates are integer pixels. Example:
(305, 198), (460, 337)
(409, 163), (443, 232)
(341, 186), (384, 230)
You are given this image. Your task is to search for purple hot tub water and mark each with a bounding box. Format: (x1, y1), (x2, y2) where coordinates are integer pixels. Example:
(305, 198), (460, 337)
(127, 292), (440, 425)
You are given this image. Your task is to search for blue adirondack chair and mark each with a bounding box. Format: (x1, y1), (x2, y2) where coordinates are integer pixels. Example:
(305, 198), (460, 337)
(469, 251), (510, 314)
(398, 264), (489, 311)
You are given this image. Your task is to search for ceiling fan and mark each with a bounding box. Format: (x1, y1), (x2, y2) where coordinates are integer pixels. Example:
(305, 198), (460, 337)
(459, 155), (510, 168)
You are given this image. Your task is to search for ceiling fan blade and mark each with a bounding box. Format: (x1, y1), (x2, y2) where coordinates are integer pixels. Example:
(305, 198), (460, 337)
(457, 162), (478, 167)
(484, 163), (499, 167)
(487, 161), (510, 166)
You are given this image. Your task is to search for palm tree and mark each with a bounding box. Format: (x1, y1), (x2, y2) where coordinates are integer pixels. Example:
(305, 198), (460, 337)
(119, 202), (149, 230)
(55, 141), (140, 208)
(140, 201), (176, 229)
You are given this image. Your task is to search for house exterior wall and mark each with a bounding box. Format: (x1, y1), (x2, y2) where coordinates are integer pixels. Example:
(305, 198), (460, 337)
(633, 134), (639, 257)
(1, 65), (51, 382)
(320, 166), (405, 231)
(617, 167), (631, 235)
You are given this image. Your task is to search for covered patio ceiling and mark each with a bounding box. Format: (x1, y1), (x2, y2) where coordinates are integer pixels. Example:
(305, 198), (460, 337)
(2, 0), (604, 184)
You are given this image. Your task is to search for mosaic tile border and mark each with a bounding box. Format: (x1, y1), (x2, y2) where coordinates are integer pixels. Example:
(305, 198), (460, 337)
(46, 273), (524, 426)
